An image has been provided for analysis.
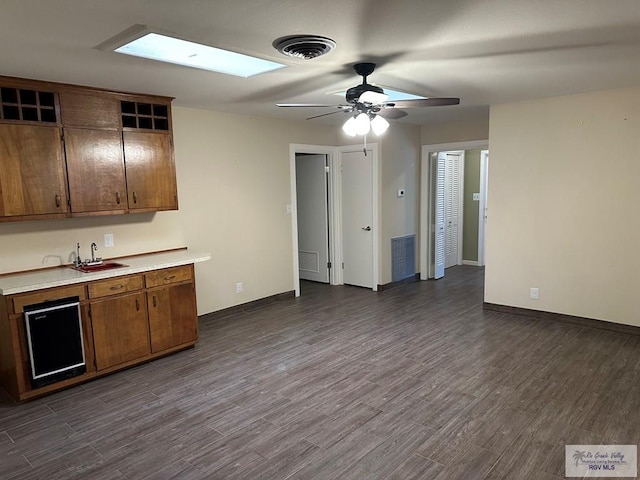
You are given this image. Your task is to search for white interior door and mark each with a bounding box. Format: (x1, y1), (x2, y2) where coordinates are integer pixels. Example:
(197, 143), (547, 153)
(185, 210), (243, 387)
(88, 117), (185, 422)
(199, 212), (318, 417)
(444, 151), (462, 268)
(434, 153), (445, 279)
(341, 150), (373, 288)
(296, 154), (330, 283)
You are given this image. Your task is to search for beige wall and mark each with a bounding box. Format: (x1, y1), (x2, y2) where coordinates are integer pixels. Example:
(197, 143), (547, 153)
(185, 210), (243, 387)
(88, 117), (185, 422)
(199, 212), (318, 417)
(0, 213), (184, 273)
(172, 106), (338, 314)
(421, 109), (489, 145)
(485, 86), (640, 327)
(379, 124), (421, 284)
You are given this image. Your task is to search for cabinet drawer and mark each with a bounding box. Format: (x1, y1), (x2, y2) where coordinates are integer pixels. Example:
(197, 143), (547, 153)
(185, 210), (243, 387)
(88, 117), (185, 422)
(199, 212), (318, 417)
(12, 284), (87, 314)
(88, 275), (143, 299)
(145, 265), (192, 288)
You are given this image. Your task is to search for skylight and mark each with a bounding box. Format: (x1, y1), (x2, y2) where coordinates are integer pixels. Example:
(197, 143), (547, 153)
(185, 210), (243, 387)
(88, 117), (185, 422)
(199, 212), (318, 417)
(115, 33), (286, 78)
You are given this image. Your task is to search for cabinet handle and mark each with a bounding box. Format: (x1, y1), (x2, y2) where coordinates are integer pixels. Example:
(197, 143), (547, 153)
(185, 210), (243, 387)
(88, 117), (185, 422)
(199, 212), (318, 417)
(135, 298), (140, 311)
(133, 191), (138, 204)
(116, 192), (121, 205)
(110, 284), (124, 291)
(164, 275), (176, 282)
(152, 295), (157, 307)
(55, 194), (61, 208)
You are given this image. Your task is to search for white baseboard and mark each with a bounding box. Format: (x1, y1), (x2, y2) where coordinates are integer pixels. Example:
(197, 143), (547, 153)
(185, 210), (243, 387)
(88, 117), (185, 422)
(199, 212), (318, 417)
(462, 260), (480, 266)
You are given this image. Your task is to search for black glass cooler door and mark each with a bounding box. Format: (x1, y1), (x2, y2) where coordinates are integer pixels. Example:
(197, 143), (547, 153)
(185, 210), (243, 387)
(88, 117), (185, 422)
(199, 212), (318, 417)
(24, 297), (86, 388)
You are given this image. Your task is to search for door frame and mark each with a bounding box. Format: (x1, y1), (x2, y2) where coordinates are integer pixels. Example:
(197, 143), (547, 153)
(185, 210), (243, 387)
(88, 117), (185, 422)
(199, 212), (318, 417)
(478, 150), (489, 266)
(420, 140), (488, 280)
(289, 143), (380, 296)
(290, 144), (336, 297)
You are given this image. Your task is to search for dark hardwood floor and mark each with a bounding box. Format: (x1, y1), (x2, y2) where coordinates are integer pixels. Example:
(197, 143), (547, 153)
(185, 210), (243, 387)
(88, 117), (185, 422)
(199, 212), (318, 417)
(2, 266), (639, 479)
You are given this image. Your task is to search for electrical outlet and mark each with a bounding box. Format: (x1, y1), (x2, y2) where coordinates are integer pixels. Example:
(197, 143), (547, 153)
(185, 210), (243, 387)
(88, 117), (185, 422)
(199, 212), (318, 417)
(236, 282), (243, 293)
(530, 287), (539, 300)
(104, 233), (114, 248)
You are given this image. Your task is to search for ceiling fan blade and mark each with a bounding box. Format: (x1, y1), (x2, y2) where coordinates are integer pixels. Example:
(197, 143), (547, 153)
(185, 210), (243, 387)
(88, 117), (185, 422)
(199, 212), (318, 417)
(277, 103), (341, 108)
(387, 98), (460, 108)
(358, 90), (388, 104)
(306, 109), (350, 120)
(378, 108), (408, 120)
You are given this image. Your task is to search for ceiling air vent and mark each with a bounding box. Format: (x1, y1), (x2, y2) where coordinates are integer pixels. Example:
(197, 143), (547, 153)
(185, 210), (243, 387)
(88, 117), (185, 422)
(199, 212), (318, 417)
(273, 35), (336, 60)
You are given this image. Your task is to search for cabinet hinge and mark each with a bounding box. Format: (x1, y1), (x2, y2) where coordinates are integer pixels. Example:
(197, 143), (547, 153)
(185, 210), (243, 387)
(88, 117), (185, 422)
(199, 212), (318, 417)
(325, 166), (330, 173)
(342, 262), (344, 269)
(327, 262), (331, 269)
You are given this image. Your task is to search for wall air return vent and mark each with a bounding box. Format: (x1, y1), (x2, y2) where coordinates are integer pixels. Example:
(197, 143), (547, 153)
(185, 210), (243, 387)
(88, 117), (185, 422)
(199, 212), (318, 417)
(274, 35), (336, 60)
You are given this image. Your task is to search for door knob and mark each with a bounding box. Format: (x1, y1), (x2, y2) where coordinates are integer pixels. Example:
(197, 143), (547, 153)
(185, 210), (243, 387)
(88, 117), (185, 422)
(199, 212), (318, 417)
(362, 226), (372, 231)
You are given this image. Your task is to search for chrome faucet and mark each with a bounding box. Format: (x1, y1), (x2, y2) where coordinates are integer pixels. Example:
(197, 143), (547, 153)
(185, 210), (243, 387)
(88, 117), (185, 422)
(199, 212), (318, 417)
(75, 242), (82, 267)
(90, 242), (98, 263)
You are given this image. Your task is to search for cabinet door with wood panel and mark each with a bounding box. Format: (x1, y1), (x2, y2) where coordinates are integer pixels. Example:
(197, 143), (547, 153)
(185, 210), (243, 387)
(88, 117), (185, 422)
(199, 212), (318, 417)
(58, 90), (120, 130)
(123, 131), (177, 211)
(0, 124), (68, 217)
(147, 282), (197, 353)
(90, 291), (150, 371)
(64, 128), (126, 213)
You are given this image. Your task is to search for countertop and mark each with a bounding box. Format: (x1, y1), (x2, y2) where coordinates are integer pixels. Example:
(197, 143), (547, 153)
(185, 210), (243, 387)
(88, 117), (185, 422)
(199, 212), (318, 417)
(0, 250), (211, 295)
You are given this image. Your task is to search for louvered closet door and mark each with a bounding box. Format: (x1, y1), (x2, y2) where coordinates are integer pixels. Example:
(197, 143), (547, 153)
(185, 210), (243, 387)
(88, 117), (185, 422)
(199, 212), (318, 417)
(444, 152), (462, 268)
(434, 153), (446, 279)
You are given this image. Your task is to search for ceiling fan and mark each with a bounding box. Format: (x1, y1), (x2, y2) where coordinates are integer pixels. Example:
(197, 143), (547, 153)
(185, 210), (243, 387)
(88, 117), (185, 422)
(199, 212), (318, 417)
(276, 62), (460, 136)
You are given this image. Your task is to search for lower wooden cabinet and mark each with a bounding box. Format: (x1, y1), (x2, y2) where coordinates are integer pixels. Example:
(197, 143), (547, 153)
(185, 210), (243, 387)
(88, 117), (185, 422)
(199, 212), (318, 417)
(90, 291), (150, 370)
(148, 283), (197, 353)
(0, 263), (198, 401)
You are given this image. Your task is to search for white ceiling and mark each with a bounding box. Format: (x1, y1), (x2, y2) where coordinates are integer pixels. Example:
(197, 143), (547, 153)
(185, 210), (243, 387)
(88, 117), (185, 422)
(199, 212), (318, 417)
(3, 0), (640, 126)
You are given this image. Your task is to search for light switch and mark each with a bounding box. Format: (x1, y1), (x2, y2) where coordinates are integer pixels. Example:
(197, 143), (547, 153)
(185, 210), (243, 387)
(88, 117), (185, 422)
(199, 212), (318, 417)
(104, 233), (114, 248)
(473, 193), (480, 201)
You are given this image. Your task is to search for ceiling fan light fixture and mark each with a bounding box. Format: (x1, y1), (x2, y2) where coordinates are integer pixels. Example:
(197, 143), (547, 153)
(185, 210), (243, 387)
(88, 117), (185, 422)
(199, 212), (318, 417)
(370, 115), (389, 135)
(354, 113), (371, 135)
(342, 116), (358, 136)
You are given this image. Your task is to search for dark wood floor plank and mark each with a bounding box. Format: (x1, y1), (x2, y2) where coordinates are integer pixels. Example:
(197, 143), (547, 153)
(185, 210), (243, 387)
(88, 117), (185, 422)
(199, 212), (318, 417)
(386, 453), (444, 480)
(304, 401), (381, 448)
(1, 266), (639, 479)
(357, 423), (435, 479)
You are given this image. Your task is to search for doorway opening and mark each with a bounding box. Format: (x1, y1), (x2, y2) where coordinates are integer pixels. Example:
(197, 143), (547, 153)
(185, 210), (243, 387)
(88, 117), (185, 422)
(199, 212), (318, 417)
(290, 143), (379, 296)
(420, 140), (489, 280)
(295, 153), (331, 284)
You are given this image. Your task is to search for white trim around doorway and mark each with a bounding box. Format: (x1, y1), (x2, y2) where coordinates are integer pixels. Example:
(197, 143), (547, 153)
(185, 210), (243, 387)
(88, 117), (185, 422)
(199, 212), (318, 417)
(420, 140), (489, 280)
(290, 143), (380, 296)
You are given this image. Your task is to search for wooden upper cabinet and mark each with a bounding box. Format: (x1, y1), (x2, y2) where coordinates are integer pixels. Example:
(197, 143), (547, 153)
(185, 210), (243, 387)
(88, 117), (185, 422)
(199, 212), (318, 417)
(124, 131), (178, 210)
(65, 128), (126, 213)
(0, 76), (178, 221)
(58, 91), (120, 130)
(0, 124), (68, 217)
